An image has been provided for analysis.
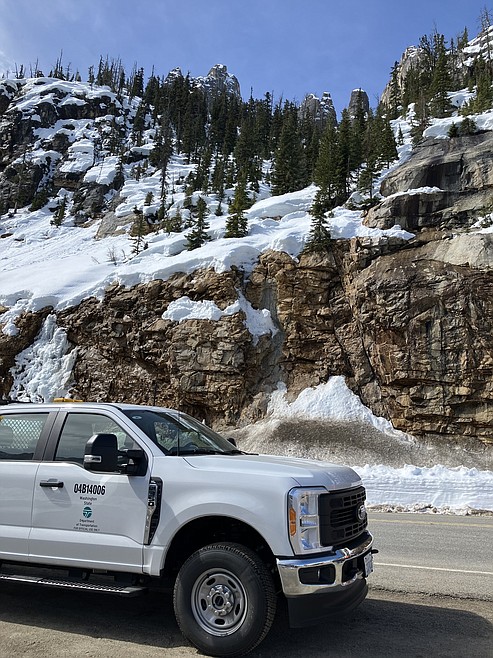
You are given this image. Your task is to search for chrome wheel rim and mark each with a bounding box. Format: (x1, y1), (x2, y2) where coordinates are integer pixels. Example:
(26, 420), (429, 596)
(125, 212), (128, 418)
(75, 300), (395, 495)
(191, 568), (247, 636)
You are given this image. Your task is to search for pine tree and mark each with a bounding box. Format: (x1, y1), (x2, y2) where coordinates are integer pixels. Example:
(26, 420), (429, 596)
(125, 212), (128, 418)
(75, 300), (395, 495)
(401, 64), (420, 111)
(473, 57), (493, 112)
(113, 154), (125, 190)
(430, 34), (452, 117)
(234, 103), (262, 188)
(388, 61), (402, 120)
(314, 117), (338, 209)
(349, 90), (368, 170)
(30, 185), (52, 211)
(304, 201), (332, 254)
(225, 175), (249, 238)
(167, 206), (183, 233)
(132, 101), (147, 146)
(333, 109), (353, 204)
(129, 66), (145, 99)
(271, 103), (307, 195)
(186, 197), (210, 250)
(457, 27), (469, 50)
(156, 200), (167, 228)
(459, 117), (477, 135)
(211, 156), (226, 195)
(130, 206), (147, 255)
(410, 91), (430, 145)
(448, 122), (460, 138)
(149, 119), (174, 171)
(377, 111), (398, 167)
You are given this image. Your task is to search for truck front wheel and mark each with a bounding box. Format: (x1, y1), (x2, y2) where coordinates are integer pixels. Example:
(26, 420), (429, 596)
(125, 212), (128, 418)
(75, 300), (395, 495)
(173, 542), (277, 657)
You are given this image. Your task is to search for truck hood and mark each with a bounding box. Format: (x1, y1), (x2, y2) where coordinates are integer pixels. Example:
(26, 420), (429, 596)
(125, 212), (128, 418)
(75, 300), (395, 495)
(182, 453), (361, 490)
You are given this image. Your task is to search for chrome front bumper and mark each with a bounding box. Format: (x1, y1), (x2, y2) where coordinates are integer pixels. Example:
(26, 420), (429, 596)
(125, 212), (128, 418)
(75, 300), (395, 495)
(277, 532), (373, 596)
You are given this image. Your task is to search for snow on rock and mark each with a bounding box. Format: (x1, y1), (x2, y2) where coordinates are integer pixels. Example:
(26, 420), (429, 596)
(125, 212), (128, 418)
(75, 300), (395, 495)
(163, 296), (227, 323)
(423, 108), (493, 139)
(162, 292), (277, 344)
(386, 186), (444, 199)
(9, 314), (77, 402)
(84, 155), (119, 185)
(60, 138), (94, 174)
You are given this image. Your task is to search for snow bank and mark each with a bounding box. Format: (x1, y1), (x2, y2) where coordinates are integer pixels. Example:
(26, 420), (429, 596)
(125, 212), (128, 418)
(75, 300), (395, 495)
(357, 464), (493, 513)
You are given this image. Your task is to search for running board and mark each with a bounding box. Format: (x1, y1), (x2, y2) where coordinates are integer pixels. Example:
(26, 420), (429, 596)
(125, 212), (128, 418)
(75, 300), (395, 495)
(0, 572), (147, 596)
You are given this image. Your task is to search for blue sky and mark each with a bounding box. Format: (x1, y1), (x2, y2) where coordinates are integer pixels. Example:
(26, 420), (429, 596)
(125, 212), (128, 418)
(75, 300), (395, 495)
(0, 0), (490, 113)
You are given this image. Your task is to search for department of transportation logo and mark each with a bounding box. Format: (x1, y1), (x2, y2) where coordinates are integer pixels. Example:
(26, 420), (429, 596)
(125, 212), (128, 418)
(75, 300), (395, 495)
(82, 506), (93, 519)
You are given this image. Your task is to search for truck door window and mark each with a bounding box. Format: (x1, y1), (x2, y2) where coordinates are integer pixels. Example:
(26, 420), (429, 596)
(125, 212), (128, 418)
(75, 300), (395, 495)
(123, 410), (240, 455)
(0, 413), (49, 460)
(55, 413), (137, 465)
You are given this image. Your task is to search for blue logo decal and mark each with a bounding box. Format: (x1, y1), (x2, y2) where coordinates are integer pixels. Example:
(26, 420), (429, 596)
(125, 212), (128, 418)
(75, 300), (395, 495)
(82, 506), (92, 519)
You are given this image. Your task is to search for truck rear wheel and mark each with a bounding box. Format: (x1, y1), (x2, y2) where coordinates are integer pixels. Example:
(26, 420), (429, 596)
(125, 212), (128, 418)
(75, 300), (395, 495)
(173, 542), (277, 657)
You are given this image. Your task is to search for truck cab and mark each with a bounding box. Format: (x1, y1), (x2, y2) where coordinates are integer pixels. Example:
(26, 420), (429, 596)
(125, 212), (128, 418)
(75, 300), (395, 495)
(0, 401), (374, 657)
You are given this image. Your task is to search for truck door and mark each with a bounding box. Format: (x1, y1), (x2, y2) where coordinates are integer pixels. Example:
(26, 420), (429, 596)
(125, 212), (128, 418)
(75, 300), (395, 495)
(0, 411), (53, 561)
(30, 411), (151, 572)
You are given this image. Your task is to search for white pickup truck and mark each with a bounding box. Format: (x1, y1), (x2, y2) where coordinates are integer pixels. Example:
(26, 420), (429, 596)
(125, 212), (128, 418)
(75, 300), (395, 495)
(0, 401), (374, 657)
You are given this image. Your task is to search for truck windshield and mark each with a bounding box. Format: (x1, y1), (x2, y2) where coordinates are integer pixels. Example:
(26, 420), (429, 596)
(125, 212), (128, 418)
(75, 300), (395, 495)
(122, 409), (241, 456)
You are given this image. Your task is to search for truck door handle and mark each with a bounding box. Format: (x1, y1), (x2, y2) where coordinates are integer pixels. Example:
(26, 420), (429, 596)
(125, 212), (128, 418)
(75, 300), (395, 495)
(40, 480), (64, 488)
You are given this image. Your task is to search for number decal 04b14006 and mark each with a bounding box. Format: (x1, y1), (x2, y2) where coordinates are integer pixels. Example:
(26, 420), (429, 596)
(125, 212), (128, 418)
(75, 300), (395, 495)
(74, 483), (106, 495)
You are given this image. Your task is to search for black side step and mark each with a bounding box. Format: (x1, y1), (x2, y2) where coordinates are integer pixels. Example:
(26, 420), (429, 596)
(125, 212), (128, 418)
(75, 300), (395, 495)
(0, 572), (147, 597)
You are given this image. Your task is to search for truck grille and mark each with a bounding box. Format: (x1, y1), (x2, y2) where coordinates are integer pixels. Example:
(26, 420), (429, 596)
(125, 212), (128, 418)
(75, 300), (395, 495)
(319, 486), (367, 547)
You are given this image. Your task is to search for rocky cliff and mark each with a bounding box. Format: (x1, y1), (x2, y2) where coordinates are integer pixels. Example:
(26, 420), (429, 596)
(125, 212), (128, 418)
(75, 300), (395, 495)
(2, 70), (493, 445)
(364, 130), (493, 233)
(3, 226), (493, 444)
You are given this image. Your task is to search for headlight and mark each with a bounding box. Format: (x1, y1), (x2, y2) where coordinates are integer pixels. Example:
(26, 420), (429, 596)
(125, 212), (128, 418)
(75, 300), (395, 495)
(288, 487), (326, 554)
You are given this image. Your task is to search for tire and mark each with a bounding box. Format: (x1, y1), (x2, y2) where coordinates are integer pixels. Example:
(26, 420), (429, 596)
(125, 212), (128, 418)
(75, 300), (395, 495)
(173, 542), (277, 657)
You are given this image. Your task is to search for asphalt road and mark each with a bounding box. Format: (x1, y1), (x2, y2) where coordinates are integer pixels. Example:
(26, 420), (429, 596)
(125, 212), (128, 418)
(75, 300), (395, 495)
(369, 511), (493, 601)
(0, 513), (491, 657)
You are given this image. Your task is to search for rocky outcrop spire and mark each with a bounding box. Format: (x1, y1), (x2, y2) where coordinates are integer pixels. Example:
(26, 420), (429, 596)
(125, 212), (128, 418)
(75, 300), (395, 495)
(347, 88), (369, 120)
(196, 64), (241, 106)
(299, 92), (337, 126)
(380, 46), (423, 108)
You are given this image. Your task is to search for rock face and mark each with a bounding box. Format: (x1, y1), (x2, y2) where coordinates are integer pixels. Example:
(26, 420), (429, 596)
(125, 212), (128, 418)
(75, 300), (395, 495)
(55, 270), (267, 426)
(365, 131), (493, 232)
(380, 46), (423, 108)
(166, 64), (241, 107)
(2, 229), (493, 441)
(0, 78), (119, 213)
(340, 235), (493, 439)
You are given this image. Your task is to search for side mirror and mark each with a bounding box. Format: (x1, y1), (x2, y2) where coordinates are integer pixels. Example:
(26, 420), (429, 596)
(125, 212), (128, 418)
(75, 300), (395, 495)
(84, 433), (118, 472)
